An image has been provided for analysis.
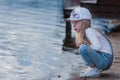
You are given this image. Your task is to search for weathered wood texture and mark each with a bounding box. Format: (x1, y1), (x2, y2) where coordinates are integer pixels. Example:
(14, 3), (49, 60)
(81, 0), (120, 18)
(63, 0), (80, 8)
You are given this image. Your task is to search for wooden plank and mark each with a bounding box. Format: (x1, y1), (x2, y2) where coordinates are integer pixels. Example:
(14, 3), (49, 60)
(80, 0), (97, 4)
(64, 0), (120, 18)
(91, 12), (120, 18)
(81, 4), (120, 13)
(63, 7), (120, 18)
(63, 0), (80, 8)
(98, 0), (120, 6)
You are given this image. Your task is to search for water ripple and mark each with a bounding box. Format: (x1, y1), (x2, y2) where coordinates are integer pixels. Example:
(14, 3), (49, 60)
(0, 0), (84, 80)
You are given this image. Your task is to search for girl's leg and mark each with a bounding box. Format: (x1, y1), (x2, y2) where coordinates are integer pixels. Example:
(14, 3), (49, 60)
(79, 44), (112, 70)
(79, 44), (95, 66)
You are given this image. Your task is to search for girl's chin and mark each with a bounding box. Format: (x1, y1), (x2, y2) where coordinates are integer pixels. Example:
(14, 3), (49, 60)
(74, 30), (79, 33)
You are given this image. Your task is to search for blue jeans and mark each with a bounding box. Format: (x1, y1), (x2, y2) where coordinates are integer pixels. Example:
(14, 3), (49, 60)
(79, 44), (113, 70)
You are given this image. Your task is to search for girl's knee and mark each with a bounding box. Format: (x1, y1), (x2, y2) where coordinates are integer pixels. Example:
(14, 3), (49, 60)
(79, 44), (89, 55)
(96, 62), (109, 70)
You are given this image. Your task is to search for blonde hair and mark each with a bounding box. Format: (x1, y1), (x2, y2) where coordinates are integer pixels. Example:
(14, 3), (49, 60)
(75, 19), (91, 47)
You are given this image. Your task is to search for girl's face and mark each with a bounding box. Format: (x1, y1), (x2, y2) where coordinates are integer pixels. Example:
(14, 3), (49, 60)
(71, 20), (83, 33)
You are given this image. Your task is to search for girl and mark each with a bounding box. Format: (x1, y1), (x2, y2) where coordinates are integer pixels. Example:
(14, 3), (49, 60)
(65, 7), (114, 77)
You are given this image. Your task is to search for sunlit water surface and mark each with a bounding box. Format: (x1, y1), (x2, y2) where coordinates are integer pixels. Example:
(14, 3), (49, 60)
(0, 0), (84, 80)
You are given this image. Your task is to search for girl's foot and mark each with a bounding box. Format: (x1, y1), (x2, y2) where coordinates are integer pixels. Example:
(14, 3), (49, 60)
(80, 67), (101, 77)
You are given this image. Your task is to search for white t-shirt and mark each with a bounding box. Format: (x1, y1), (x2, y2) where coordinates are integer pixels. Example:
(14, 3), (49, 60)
(85, 28), (112, 55)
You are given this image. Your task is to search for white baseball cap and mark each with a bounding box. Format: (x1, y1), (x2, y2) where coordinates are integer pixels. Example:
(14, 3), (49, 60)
(65, 7), (92, 21)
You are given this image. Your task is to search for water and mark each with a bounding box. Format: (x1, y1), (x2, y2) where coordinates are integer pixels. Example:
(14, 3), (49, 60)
(0, 0), (84, 80)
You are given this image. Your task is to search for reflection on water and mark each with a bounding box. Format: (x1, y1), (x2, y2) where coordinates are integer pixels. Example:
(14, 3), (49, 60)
(0, 0), (84, 80)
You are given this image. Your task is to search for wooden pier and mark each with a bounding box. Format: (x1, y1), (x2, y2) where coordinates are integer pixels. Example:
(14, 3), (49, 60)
(63, 0), (120, 18)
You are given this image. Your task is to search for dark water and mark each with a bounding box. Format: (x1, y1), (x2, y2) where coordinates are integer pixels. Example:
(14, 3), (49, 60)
(0, 0), (85, 80)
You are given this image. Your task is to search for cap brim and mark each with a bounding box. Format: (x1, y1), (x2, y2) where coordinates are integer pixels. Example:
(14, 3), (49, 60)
(64, 18), (71, 22)
(64, 18), (81, 21)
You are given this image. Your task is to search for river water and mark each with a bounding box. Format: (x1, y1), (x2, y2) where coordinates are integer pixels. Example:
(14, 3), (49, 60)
(0, 0), (85, 80)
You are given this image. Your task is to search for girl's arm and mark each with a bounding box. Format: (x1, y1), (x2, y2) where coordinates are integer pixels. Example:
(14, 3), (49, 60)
(85, 28), (101, 51)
